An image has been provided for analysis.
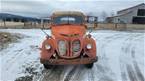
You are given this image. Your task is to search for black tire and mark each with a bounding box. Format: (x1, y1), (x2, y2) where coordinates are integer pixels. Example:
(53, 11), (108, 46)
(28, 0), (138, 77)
(85, 63), (94, 68)
(43, 64), (52, 69)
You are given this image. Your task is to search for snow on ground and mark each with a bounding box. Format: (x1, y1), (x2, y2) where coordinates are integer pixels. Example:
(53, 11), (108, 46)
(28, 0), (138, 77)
(0, 29), (144, 81)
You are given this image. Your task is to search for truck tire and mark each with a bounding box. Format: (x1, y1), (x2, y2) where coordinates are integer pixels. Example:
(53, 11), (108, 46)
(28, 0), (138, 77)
(85, 63), (94, 68)
(43, 64), (52, 69)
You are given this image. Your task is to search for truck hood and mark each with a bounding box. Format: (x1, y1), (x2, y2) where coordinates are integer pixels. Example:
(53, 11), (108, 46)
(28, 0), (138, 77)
(51, 25), (86, 38)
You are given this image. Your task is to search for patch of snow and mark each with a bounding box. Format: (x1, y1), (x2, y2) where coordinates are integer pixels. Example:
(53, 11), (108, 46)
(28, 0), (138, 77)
(0, 29), (144, 81)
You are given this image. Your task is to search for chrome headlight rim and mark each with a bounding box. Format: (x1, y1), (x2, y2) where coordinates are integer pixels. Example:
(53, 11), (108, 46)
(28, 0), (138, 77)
(45, 44), (51, 50)
(86, 44), (92, 49)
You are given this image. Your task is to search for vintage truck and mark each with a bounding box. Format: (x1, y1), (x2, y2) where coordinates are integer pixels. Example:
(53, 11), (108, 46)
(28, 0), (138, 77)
(40, 11), (98, 69)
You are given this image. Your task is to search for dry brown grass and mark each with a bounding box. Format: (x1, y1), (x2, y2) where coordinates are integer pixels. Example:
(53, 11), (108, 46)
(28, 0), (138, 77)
(0, 32), (23, 50)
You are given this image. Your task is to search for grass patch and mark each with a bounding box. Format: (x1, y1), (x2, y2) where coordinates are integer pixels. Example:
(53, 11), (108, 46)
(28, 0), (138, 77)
(0, 32), (23, 50)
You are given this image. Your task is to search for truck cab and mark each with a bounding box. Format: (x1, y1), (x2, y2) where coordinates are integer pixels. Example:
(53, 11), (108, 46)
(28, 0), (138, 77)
(40, 11), (98, 69)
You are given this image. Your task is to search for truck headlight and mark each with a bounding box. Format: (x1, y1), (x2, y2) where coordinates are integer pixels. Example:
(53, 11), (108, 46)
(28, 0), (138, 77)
(45, 44), (51, 50)
(86, 44), (92, 49)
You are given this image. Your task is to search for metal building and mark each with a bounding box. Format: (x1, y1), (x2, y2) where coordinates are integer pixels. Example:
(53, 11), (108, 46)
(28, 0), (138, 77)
(106, 3), (145, 24)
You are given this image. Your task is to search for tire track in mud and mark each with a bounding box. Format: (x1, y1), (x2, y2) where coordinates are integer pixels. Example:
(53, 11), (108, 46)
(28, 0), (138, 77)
(120, 42), (130, 81)
(126, 64), (138, 81)
(95, 33), (126, 81)
(120, 33), (144, 81)
(95, 62), (115, 81)
(88, 69), (95, 81)
(97, 33), (125, 61)
(67, 65), (86, 81)
(5, 47), (38, 71)
(41, 66), (65, 81)
(6, 49), (23, 63)
(120, 62), (128, 81)
(1, 48), (25, 71)
(2, 39), (35, 69)
(131, 45), (144, 81)
(120, 34), (134, 81)
(133, 61), (145, 81)
(129, 35), (144, 81)
(64, 66), (77, 81)
(33, 67), (53, 81)
(36, 66), (84, 81)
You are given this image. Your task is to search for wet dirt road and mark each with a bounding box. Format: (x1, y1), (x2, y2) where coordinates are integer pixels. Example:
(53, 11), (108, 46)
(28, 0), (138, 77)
(0, 29), (144, 81)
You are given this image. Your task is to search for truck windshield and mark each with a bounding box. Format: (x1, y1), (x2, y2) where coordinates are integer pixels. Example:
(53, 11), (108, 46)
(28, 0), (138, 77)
(52, 15), (84, 25)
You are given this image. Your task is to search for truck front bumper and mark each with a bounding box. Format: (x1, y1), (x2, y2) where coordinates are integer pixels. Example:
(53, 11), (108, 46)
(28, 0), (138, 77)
(40, 56), (98, 65)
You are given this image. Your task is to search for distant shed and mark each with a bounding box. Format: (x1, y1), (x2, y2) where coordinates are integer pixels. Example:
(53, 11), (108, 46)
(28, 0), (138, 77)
(106, 3), (145, 24)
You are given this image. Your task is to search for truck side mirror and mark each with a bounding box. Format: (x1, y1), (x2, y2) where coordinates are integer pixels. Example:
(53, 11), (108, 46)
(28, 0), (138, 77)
(41, 17), (51, 29)
(86, 16), (98, 29)
(87, 16), (98, 24)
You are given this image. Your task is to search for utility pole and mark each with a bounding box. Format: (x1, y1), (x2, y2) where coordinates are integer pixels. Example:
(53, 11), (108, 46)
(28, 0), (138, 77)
(4, 18), (6, 28)
(41, 19), (44, 28)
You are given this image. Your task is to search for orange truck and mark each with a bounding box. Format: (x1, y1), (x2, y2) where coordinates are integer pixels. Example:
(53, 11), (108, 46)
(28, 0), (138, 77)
(40, 11), (98, 69)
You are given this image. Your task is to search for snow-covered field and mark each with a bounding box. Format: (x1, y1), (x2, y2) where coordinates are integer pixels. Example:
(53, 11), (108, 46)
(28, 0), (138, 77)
(0, 29), (144, 81)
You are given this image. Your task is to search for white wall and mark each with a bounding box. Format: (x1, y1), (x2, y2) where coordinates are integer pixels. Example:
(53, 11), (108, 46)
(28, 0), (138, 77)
(117, 4), (145, 23)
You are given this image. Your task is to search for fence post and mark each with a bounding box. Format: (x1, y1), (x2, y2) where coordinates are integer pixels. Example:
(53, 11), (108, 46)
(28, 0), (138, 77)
(115, 23), (117, 30)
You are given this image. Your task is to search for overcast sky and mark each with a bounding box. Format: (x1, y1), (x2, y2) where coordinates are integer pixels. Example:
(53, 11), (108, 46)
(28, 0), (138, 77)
(1, 0), (144, 18)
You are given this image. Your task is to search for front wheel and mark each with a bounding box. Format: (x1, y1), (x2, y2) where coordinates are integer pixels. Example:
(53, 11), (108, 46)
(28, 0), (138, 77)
(43, 64), (53, 69)
(85, 63), (94, 68)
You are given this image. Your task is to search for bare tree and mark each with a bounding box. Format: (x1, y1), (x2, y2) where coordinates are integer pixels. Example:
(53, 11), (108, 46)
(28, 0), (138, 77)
(101, 11), (108, 22)
(87, 12), (93, 16)
(110, 11), (115, 17)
